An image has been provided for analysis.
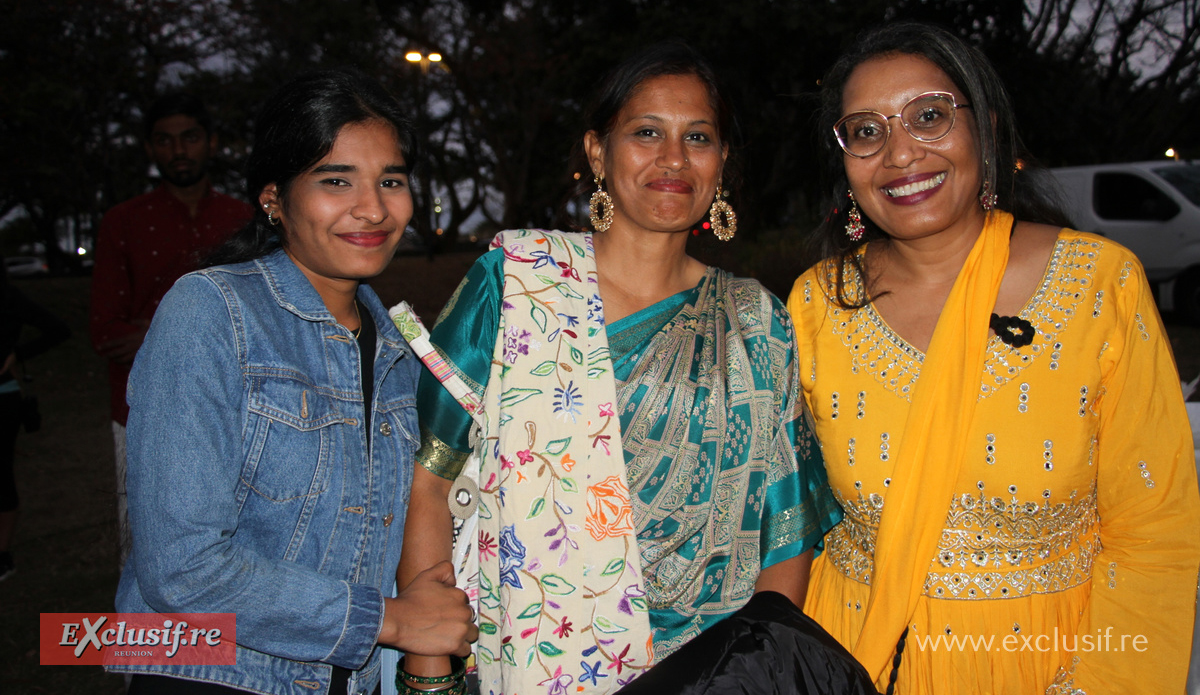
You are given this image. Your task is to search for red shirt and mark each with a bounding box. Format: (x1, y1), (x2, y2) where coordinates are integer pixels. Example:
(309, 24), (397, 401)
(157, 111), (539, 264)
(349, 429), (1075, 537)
(90, 184), (252, 424)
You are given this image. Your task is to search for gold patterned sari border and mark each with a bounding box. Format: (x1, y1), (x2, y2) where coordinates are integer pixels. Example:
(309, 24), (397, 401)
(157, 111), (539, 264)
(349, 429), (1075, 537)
(416, 425), (471, 481)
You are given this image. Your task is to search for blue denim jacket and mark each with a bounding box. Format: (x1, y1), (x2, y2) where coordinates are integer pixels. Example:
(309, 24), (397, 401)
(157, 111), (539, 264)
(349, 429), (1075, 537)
(112, 249), (418, 695)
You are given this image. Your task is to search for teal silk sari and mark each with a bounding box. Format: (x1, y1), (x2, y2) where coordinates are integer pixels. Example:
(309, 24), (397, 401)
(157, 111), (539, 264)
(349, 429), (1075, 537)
(417, 244), (841, 657)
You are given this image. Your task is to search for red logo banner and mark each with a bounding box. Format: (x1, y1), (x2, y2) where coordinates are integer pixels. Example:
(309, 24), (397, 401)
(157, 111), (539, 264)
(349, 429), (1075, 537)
(40, 613), (237, 666)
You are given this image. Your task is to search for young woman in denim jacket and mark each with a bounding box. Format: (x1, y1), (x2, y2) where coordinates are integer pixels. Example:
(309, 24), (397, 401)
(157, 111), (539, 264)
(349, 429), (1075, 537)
(111, 70), (477, 695)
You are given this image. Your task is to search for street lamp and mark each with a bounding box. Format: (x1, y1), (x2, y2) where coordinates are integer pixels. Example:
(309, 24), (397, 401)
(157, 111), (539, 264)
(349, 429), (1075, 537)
(404, 50), (448, 251)
(405, 51), (444, 74)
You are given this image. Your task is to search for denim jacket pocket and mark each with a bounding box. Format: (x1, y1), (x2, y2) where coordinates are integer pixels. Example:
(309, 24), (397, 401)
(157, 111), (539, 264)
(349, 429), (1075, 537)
(242, 372), (342, 503)
(375, 395), (419, 447)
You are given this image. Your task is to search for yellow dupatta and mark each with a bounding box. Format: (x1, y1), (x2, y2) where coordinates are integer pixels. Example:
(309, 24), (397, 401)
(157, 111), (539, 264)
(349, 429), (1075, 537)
(852, 211), (1014, 679)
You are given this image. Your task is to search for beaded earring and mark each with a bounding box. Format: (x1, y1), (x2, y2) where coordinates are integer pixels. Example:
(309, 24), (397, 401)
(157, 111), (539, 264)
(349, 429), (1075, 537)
(979, 179), (997, 211)
(845, 190), (865, 241)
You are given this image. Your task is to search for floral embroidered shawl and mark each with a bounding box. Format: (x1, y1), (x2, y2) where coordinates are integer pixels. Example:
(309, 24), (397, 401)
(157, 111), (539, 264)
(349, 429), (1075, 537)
(472, 230), (653, 694)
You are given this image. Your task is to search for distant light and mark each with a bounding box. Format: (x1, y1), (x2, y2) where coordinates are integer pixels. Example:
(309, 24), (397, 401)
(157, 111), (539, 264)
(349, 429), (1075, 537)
(435, 228), (444, 236)
(76, 247), (87, 255)
(1166, 148), (1177, 158)
(1015, 159), (1026, 171)
(573, 172), (581, 180)
(405, 52), (422, 62)
(428, 53), (442, 62)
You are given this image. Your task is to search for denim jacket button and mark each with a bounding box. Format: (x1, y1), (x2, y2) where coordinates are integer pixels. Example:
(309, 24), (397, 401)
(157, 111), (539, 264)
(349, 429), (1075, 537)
(380, 421), (392, 436)
(383, 513), (394, 527)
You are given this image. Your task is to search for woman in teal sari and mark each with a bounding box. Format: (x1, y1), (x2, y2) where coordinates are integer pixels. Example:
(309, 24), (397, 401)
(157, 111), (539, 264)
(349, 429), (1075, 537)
(394, 43), (842, 695)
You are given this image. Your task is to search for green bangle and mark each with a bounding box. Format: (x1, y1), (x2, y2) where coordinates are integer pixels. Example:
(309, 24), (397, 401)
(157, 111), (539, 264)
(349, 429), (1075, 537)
(398, 656), (466, 686)
(396, 673), (466, 695)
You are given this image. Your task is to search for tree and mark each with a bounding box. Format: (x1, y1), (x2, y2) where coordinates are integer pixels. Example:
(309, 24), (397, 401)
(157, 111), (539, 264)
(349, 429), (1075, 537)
(0, 0), (245, 269)
(1018, 0), (1200, 162)
(3, 0), (1198, 268)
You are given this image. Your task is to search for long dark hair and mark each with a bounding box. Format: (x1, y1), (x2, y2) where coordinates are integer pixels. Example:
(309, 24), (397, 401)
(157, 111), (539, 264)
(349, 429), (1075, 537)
(558, 41), (741, 231)
(811, 22), (1071, 308)
(206, 69), (419, 266)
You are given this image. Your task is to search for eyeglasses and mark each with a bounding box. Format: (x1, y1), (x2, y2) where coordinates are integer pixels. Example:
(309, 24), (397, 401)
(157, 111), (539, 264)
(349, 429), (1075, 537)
(833, 92), (971, 158)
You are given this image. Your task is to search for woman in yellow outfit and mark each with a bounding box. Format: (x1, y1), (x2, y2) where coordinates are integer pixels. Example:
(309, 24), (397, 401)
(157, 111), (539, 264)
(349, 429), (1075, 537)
(788, 22), (1200, 694)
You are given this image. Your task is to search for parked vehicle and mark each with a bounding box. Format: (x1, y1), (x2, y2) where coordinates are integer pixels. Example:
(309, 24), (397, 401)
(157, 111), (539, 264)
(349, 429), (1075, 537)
(4, 256), (49, 278)
(1044, 160), (1200, 323)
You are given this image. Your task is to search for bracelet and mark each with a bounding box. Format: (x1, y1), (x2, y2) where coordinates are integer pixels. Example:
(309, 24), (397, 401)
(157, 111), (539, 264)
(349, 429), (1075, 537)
(406, 681), (456, 693)
(397, 656), (467, 695)
(399, 655), (466, 685)
(397, 677), (466, 695)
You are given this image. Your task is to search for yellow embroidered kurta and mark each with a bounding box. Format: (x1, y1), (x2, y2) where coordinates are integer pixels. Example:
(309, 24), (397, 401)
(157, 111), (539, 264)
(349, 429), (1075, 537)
(788, 230), (1200, 694)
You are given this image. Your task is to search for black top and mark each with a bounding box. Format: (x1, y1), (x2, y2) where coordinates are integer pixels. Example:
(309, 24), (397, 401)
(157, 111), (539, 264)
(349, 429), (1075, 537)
(355, 299), (376, 444)
(0, 283), (71, 387)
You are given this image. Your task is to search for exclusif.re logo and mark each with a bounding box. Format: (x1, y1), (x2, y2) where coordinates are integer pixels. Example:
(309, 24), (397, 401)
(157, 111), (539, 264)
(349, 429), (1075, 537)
(40, 613), (237, 666)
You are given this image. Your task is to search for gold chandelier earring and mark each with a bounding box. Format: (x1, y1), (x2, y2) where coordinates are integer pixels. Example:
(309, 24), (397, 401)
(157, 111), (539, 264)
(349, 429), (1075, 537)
(588, 175), (614, 233)
(709, 185), (737, 242)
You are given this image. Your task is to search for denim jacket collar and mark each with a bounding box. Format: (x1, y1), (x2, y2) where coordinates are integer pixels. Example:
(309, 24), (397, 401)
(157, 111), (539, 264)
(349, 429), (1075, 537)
(255, 248), (409, 354)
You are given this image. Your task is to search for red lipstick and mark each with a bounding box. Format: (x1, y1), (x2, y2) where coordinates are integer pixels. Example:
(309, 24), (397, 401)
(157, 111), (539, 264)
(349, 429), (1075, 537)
(880, 172), (946, 205)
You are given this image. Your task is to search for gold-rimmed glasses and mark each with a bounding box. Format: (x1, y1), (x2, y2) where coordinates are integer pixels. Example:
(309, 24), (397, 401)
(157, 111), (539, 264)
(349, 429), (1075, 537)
(833, 91), (971, 158)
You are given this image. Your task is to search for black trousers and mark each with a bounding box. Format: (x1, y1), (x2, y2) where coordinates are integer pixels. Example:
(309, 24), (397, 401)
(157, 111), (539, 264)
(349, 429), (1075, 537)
(128, 667), (379, 695)
(0, 391), (23, 512)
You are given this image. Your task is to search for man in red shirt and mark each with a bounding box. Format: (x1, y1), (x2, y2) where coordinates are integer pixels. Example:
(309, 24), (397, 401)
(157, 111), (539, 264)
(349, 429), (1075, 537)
(90, 93), (251, 569)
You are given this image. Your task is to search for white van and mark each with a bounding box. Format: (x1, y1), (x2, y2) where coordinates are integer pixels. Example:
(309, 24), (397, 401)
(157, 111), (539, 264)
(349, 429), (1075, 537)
(1045, 161), (1200, 322)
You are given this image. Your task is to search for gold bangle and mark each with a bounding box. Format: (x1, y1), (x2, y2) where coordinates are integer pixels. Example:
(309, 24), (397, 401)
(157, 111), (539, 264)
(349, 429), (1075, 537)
(407, 682), (455, 693)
